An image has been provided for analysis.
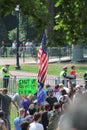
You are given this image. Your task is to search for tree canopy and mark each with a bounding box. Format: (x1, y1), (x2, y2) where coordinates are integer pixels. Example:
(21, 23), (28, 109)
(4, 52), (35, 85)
(0, 0), (87, 46)
(0, 0), (49, 43)
(0, 0), (48, 30)
(54, 0), (87, 45)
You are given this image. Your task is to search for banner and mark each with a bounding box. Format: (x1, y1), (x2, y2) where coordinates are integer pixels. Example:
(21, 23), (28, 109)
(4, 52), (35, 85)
(18, 78), (37, 95)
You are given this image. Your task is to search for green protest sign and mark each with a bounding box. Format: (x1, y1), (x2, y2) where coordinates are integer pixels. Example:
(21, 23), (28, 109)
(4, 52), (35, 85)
(18, 78), (37, 95)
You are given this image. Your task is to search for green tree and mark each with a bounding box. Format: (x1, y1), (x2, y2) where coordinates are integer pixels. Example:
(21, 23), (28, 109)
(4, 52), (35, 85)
(0, 18), (8, 43)
(0, 0), (48, 30)
(54, 0), (87, 62)
(54, 0), (87, 45)
(8, 28), (17, 41)
(0, 0), (49, 44)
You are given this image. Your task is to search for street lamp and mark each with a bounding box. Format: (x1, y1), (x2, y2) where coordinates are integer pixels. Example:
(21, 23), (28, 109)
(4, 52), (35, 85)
(15, 5), (20, 69)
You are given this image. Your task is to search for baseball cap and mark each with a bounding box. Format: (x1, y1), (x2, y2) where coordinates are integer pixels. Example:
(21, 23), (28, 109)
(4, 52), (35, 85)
(63, 66), (67, 69)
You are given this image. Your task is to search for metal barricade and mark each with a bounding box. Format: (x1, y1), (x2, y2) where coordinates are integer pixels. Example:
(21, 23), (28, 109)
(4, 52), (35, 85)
(55, 77), (60, 85)
(0, 75), (85, 95)
(0, 76), (17, 95)
(0, 75), (59, 95)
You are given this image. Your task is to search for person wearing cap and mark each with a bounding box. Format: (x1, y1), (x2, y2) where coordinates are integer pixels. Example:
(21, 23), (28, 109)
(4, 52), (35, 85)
(1, 64), (12, 88)
(60, 66), (68, 86)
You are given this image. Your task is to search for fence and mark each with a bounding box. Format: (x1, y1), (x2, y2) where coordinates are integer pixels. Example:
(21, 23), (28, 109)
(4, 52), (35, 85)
(1, 46), (87, 63)
(0, 75), (85, 95)
(0, 46), (71, 60)
(0, 76), (58, 95)
(0, 76), (17, 95)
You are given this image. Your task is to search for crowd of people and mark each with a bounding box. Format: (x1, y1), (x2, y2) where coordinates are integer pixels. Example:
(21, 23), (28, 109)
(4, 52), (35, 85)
(0, 65), (87, 130)
(0, 39), (36, 58)
(10, 39), (36, 57)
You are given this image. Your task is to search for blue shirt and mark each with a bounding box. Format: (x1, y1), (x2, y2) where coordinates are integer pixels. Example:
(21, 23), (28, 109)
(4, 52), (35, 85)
(14, 115), (32, 130)
(14, 117), (24, 130)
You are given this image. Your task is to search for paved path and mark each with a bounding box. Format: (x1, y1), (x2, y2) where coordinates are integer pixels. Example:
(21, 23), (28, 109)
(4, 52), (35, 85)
(0, 56), (71, 65)
(0, 57), (56, 78)
(0, 57), (57, 86)
(0, 57), (57, 78)
(11, 71), (56, 78)
(0, 57), (36, 65)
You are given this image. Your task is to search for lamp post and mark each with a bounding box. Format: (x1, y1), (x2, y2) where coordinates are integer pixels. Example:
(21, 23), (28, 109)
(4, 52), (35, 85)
(15, 5), (20, 69)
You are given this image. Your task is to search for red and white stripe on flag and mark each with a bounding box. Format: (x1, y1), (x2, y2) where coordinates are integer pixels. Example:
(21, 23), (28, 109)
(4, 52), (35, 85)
(38, 47), (48, 84)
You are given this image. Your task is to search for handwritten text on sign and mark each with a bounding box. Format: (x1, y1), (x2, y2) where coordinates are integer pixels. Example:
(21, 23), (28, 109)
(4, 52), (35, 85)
(18, 78), (36, 95)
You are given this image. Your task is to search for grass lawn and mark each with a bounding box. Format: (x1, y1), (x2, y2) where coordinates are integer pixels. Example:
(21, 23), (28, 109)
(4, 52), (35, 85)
(10, 105), (17, 130)
(5, 62), (87, 78)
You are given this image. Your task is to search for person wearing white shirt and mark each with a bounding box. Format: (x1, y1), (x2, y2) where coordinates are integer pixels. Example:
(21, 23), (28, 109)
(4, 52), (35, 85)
(29, 112), (44, 130)
(12, 40), (17, 54)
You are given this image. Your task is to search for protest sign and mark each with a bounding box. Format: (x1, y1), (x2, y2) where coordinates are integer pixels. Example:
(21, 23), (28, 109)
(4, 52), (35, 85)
(18, 78), (37, 95)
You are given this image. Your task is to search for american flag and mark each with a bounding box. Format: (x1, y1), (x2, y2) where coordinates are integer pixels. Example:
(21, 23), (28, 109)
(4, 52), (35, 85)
(37, 33), (48, 106)
(38, 33), (48, 84)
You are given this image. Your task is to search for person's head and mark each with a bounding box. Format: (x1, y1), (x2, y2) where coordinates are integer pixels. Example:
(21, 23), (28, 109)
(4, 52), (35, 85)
(20, 121), (29, 130)
(53, 102), (61, 111)
(5, 64), (10, 68)
(19, 108), (25, 117)
(71, 65), (75, 70)
(28, 104), (36, 115)
(55, 85), (59, 89)
(2, 88), (8, 94)
(59, 83), (64, 90)
(46, 84), (51, 89)
(44, 103), (50, 111)
(72, 82), (76, 88)
(60, 89), (67, 96)
(33, 112), (41, 122)
(63, 66), (67, 72)
(28, 94), (34, 101)
(48, 89), (54, 97)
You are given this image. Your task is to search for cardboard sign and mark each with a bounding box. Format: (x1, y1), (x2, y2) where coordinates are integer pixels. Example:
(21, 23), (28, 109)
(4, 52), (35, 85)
(18, 78), (37, 95)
